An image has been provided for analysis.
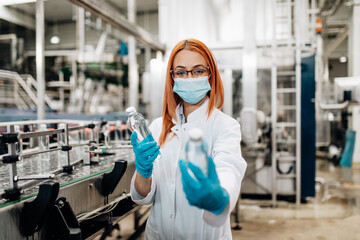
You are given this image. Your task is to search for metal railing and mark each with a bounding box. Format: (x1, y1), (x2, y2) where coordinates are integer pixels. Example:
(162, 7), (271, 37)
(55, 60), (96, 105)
(0, 69), (57, 110)
(0, 119), (132, 201)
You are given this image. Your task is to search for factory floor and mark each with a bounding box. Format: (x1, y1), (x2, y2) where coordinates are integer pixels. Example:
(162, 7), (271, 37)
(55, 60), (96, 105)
(235, 159), (360, 240)
(107, 159), (360, 240)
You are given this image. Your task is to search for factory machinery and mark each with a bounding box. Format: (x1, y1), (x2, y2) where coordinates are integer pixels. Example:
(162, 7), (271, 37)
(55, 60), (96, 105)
(0, 119), (145, 239)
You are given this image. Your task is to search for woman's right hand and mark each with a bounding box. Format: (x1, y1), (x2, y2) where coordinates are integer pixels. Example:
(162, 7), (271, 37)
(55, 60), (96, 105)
(131, 132), (160, 178)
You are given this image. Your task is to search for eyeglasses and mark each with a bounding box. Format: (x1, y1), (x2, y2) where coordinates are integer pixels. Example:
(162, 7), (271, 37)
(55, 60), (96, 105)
(170, 66), (210, 79)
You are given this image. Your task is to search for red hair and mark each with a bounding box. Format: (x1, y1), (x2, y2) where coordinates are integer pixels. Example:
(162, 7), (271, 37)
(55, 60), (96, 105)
(158, 39), (224, 146)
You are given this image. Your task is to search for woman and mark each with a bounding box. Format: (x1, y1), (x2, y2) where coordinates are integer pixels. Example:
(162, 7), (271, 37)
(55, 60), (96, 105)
(130, 39), (247, 239)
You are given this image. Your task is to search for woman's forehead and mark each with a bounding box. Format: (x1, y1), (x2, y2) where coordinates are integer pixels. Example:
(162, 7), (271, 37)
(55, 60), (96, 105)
(173, 50), (207, 68)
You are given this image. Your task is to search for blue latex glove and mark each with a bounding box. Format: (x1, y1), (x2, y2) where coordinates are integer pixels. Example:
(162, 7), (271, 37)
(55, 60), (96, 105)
(179, 156), (229, 215)
(131, 132), (160, 178)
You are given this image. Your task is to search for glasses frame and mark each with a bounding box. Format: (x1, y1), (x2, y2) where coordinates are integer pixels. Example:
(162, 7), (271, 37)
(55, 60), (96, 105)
(170, 66), (210, 79)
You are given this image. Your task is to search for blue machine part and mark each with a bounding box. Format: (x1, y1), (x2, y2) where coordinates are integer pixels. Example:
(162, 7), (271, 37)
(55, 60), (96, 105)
(301, 53), (316, 198)
(119, 41), (128, 56)
(339, 129), (356, 168)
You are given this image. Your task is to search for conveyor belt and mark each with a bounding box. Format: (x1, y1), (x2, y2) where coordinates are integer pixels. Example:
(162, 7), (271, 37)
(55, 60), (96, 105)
(0, 149), (136, 239)
(0, 119), (140, 239)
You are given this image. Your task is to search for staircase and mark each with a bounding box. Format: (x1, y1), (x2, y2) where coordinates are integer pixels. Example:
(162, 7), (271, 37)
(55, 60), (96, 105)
(0, 70), (57, 110)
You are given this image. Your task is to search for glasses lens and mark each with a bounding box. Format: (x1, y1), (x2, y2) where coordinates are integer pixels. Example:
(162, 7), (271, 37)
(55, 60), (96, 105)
(173, 69), (187, 78)
(191, 67), (208, 77)
(171, 66), (209, 78)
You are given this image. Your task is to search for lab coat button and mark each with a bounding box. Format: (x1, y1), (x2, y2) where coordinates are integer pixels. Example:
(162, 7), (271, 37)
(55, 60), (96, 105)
(170, 214), (173, 218)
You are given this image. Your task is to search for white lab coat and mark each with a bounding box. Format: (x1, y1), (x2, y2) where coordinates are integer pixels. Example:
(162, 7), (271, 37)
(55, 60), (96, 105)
(131, 98), (247, 240)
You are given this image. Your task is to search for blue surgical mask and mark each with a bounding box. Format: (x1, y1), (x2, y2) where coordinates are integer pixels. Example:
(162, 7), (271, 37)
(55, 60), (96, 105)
(173, 76), (211, 104)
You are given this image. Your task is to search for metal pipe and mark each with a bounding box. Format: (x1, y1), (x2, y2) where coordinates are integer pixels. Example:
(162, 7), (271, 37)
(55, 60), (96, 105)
(295, 46), (302, 208)
(101, 145), (133, 150)
(19, 128), (65, 139)
(18, 158), (83, 190)
(295, 0), (302, 208)
(77, 193), (131, 222)
(59, 71), (65, 112)
(0, 119), (92, 127)
(77, 6), (85, 64)
(242, 0), (257, 110)
(310, 0), (316, 41)
(128, 0), (139, 110)
(271, 0), (277, 208)
(7, 125), (18, 189)
(69, 142), (89, 148)
(326, 25), (349, 55)
(14, 174), (55, 182)
(321, 0), (344, 16)
(36, 0), (45, 120)
(319, 101), (349, 110)
(90, 127), (95, 143)
(1, 141), (90, 161)
(67, 0), (165, 52)
(64, 124), (71, 166)
(350, 2), (360, 76)
(68, 125), (89, 132)
(71, 59), (77, 107)
(76, 6), (86, 113)
(20, 147), (62, 158)
(145, 47), (151, 72)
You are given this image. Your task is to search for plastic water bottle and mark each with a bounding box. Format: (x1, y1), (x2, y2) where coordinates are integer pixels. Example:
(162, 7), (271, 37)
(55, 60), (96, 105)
(126, 106), (151, 141)
(14, 125), (22, 154)
(58, 123), (67, 162)
(185, 128), (208, 176)
(39, 124), (50, 160)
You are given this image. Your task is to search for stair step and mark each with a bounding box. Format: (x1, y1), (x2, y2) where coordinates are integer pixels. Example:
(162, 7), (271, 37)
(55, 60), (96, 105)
(277, 88), (296, 93)
(47, 81), (72, 88)
(278, 105), (296, 110)
(276, 191), (296, 195)
(276, 140), (296, 145)
(276, 122), (297, 127)
(276, 174), (296, 179)
(277, 155), (297, 162)
(276, 139), (297, 144)
(277, 71), (296, 76)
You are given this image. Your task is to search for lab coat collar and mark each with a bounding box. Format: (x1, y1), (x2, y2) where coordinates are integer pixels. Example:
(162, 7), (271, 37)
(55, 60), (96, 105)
(171, 98), (209, 126)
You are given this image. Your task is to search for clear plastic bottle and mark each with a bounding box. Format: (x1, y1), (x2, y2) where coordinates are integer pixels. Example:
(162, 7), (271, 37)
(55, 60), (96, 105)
(14, 125), (22, 154)
(39, 124), (50, 160)
(57, 123), (67, 163)
(126, 106), (151, 141)
(185, 128), (208, 176)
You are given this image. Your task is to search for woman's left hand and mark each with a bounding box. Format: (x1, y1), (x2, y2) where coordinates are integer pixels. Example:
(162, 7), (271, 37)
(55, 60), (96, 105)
(179, 156), (229, 215)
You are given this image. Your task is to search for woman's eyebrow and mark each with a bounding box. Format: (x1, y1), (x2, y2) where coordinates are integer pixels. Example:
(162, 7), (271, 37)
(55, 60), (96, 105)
(174, 64), (206, 69)
(174, 65), (186, 69)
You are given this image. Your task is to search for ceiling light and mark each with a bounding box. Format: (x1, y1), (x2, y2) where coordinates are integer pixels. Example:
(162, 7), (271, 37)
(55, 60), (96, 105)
(339, 56), (347, 63)
(50, 35), (60, 45)
(0, 0), (47, 6)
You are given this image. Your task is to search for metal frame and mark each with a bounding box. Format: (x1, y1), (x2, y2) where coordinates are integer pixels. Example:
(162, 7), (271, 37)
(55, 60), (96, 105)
(271, 0), (303, 208)
(36, 0), (45, 120)
(1, 119), (132, 197)
(0, 34), (17, 69)
(68, 0), (165, 53)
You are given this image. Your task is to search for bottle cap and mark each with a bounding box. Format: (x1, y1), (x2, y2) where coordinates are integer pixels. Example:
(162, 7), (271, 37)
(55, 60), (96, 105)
(189, 128), (203, 141)
(126, 106), (137, 114)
